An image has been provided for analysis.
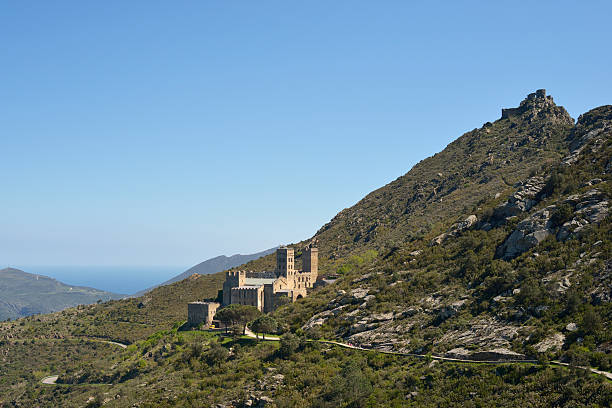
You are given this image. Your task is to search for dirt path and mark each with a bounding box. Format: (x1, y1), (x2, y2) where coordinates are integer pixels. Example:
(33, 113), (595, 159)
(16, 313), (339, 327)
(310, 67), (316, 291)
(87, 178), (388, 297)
(102, 340), (128, 349)
(41, 375), (59, 385)
(551, 360), (612, 381)
(244, 327), (280, 341)
(40, 338), (128, 384)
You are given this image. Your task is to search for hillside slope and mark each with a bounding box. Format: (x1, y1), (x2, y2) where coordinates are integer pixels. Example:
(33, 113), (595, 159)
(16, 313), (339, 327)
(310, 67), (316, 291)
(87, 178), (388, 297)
(0, 268), (124, 320)
(234, 90), (576, 274)
(0, 90), (609, 407)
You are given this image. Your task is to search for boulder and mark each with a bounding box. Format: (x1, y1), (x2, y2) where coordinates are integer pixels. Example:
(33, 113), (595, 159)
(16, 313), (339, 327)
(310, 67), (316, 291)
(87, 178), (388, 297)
(350, 288), (369, 300)
(565, 322), (578, 332)
(431, 215), (478, 245)
(496, 206), (555, 259)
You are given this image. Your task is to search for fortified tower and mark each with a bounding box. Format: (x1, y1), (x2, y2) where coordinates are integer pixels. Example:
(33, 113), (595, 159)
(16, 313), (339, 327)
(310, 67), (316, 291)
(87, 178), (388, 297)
(222, 270), (245, 305)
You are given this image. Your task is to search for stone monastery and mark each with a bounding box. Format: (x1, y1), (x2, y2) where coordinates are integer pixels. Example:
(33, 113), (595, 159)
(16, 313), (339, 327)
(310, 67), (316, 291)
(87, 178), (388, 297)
(187, 244), (318, 327)
(223, 244), (318, 312)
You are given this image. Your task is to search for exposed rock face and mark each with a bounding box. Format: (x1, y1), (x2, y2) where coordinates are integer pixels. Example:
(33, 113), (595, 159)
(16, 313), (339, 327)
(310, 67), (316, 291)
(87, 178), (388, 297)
(435, 318), (520, 350)
(496, 188), (609, 259)
(564, 105), (612, 165)
(557, 189), (609, 240)
(496, 206), (556, 260)
(436, 300), (467, 322)
(542, 270), (573, 296)
(431, 215), (477, 245)
(490, 176), (546, 224)
(501, 89), (574, 127)
(350, 288), (369, 300)
(591, 259), (612, 304)
(444, 347), (527, 361)
(535, 333), (565, 352)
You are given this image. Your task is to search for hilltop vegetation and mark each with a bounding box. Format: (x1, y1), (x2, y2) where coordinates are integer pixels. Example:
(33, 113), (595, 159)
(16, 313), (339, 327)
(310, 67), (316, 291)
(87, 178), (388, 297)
(0, 91), (610, 407)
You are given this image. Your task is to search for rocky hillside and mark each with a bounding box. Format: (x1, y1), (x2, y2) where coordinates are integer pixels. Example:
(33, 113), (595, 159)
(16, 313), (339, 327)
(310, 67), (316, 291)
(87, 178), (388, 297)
(0, 268), (124, 320)
(0, 90), (610, 407)
(238, 90), (576, 275)
(274, 95), (611, 365)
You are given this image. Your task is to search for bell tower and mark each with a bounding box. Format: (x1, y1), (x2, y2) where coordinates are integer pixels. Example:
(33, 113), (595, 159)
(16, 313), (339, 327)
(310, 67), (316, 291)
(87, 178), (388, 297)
(303, 245), (318, 276)
(275, 246), (295, 282)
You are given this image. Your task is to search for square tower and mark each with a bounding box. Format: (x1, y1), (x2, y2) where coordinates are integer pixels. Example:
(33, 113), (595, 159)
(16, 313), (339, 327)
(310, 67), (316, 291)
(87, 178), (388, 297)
(303, 246), (318, 275)
(276, 246), (295, 280)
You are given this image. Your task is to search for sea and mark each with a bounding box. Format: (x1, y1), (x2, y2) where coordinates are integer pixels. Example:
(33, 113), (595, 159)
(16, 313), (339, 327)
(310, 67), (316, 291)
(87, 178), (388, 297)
(15, 265), (186, 295)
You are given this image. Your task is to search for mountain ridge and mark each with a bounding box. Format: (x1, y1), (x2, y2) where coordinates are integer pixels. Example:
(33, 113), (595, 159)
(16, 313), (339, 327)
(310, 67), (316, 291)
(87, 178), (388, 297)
(132, 247), (276, 296)
(0, 267), (124, 320)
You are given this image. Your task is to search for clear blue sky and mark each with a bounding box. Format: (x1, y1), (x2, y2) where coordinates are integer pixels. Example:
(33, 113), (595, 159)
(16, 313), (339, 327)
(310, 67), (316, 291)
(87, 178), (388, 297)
(2, 1), (611, 268)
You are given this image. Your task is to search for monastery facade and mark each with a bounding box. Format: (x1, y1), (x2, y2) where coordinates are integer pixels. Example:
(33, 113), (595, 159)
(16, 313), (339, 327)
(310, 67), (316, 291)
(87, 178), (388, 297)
(222, 245), (318, 312)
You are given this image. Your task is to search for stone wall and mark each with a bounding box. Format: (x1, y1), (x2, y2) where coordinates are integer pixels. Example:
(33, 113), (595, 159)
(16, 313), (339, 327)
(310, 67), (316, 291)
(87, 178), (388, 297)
(188, 302), (220, 327)
(231, 286), (264, 311)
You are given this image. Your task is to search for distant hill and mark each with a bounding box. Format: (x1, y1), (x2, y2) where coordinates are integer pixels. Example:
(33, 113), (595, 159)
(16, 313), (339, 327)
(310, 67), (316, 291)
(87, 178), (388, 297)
(0, 268), (124, 320)
(132, 247), (277, 296)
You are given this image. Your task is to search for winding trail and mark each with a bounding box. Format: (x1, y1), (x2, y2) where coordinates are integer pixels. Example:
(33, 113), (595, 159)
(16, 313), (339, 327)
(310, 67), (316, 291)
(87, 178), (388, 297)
(244, 327), (280, 341)
(101, 340), (128, 349)
(40, 338), (128, 384)
(244, 329), (612, 381)
(41, 330), (612, 385)
(551, 361), (612, 381)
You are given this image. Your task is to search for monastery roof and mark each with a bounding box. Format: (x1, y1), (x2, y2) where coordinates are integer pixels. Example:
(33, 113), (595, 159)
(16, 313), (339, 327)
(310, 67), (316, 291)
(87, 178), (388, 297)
(244, 277), (276, 286)
(233, 285), (262, 290)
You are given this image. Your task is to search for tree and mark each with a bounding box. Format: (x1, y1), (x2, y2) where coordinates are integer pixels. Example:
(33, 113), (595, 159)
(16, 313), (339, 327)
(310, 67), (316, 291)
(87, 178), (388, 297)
(205, 341), (229, 367)
(279, 333), (300, 358)
(581, 306), (602, 336)
(235, 305), (261, 335)
(215, 304), (262, 335)
(214, 306), (237, 333)
(250, 315), (278, 340)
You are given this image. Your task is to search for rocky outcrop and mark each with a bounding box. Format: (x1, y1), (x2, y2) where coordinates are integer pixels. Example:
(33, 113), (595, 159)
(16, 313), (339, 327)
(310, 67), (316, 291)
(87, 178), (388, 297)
(534, 332), (565, 353)
(436, 300), (467, 322)
(590, 259), (612, 304)
(501, 89), (574, 127)
(431, 215), (477, 245)
(489, 176), (546, 226)
(444, 347), (527, 361)
(557, 189), (609, 240)
(435, 318), (520, 350)
(563, 105), (612, 165)
(542, 270), (573, 296)
(302, 305), (347, 330)
(496, 206), (556, 260)
(496, 188), (609, 259)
